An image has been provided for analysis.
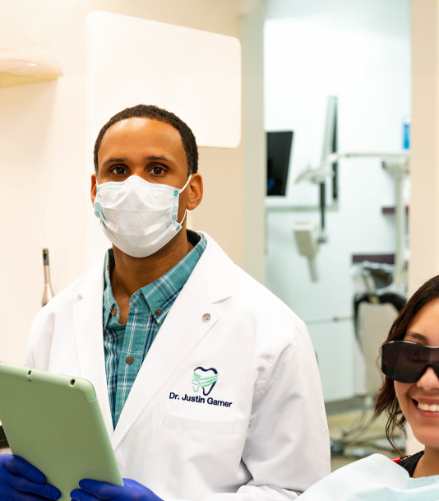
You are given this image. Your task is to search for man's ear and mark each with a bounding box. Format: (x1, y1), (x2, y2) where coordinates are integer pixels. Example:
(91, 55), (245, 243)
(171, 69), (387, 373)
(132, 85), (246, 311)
(91, 173), (97, 205)
(187, 173), (203, 211)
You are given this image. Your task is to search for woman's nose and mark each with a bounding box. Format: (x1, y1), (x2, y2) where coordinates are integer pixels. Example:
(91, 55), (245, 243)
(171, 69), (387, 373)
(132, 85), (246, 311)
(417, 366), (439, 390)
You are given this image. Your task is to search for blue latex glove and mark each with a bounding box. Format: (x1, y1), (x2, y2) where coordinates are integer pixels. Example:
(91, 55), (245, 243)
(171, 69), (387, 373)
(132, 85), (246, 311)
(0, 454), (61, 501)
(71, 479), (163, 501)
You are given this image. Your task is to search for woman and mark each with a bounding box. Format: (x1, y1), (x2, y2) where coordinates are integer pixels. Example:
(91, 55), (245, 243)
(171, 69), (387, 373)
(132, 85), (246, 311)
(301, 275), (439, 499)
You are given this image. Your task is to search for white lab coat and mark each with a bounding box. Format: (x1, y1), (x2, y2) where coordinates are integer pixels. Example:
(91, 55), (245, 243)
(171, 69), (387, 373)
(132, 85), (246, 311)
(26, 233), (330, 501)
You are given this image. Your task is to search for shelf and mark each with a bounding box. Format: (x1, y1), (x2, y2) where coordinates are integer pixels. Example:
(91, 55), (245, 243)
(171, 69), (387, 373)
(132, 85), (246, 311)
(382, 206), (409, 215)
(352, 253), (395, 265)
(0, 50), (62, 88)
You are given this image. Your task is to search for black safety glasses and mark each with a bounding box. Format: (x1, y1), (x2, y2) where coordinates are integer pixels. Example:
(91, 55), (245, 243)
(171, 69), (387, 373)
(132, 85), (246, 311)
(381, 340), (439, 383)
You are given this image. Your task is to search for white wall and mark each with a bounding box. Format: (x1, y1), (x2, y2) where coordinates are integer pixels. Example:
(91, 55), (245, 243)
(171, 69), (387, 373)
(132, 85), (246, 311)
(264, 0), (410, 401)
(0, 0), (265, 366)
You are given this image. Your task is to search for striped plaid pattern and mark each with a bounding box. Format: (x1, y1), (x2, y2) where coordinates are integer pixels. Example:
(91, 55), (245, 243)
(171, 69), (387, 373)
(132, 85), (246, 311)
(103, 231), (206, 428)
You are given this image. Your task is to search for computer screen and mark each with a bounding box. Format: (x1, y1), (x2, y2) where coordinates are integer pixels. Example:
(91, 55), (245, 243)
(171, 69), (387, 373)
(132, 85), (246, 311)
(266, 131), (293, 196)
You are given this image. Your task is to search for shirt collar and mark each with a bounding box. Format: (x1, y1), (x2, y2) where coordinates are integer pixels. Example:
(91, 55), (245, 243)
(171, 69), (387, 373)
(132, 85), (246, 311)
(103, 231), (206, 326)
(103, 250), (118, 328)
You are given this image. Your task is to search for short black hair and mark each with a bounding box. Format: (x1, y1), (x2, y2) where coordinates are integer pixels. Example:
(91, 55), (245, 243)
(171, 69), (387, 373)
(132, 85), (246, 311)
(94, 104), (198, 175)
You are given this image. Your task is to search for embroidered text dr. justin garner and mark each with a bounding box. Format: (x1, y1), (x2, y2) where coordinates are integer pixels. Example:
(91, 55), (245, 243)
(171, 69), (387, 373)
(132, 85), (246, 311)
(169, 392), (233, 407)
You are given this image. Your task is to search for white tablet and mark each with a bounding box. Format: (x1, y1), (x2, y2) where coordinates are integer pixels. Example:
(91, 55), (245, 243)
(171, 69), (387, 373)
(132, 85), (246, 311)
(0, 363), (122, 501)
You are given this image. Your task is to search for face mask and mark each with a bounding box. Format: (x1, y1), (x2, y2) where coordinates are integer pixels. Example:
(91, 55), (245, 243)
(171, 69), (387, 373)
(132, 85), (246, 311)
(94, 175), (191, 258)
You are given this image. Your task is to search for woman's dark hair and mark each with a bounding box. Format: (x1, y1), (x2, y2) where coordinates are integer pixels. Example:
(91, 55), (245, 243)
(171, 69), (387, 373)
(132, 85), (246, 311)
(94, 104), (198, 176)
(375, 275), (439, 451)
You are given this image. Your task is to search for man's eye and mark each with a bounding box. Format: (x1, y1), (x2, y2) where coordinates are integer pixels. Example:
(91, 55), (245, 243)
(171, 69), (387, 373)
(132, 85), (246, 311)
(110, 166), (126, 175)
(152, 166), (165, 175)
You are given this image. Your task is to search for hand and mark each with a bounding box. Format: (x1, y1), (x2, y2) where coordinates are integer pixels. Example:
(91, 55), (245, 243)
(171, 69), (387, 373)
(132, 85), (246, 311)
(0, 454), (61, 501)
(71, 479), (163, 501)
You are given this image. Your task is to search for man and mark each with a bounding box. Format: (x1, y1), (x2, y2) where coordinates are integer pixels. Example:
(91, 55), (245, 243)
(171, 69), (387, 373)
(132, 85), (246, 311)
(0, 105), (330, 501)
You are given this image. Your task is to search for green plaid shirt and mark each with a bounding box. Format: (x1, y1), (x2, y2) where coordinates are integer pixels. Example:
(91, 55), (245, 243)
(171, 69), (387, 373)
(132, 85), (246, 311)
(103, 231), (206, 428)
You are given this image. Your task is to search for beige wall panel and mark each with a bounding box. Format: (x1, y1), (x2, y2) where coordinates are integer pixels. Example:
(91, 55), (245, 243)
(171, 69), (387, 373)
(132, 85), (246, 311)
(410, 0), (439, 292)
(407, 0), (439, 455)
(191, 146), (245, 267)
(241, 0), (266, 284)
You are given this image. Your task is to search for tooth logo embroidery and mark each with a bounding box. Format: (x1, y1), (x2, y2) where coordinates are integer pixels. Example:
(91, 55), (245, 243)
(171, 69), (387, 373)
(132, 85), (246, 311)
(192, 367), (218, 396)
(169, 367), (232, 407)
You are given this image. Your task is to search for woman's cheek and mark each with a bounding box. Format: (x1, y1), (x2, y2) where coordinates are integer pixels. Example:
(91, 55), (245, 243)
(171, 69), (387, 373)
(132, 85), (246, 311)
(394, 381), (413, 415)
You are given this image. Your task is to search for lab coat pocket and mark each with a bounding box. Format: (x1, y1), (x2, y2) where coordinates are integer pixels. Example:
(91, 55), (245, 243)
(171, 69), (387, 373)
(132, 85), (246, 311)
(162, 410), (236, 435)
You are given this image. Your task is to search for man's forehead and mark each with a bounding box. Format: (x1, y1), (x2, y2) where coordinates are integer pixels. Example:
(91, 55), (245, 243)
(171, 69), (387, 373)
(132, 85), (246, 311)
(104, 117), (181, 142)
(99, 117), (186, 159)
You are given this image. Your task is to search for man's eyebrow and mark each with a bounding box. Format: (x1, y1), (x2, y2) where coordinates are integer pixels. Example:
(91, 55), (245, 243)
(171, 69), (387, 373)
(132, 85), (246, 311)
(143, 155), (172, 162)
(102, 155), (173, 166)
(405, 332), (429, 343)
(103, 157), (127, 166)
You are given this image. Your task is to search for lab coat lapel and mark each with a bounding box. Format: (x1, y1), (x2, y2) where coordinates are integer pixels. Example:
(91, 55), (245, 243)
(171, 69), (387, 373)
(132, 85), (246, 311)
(111, 235), (234, 450)
(74, 259), (114, 437)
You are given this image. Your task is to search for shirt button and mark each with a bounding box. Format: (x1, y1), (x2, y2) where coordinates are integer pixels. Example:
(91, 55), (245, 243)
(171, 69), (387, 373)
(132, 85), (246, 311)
(202, 313), (211, 322)
(156, 309), (162, 315)
(126, 356), (134, 365)
(111, 308), (117, 316)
